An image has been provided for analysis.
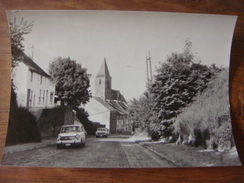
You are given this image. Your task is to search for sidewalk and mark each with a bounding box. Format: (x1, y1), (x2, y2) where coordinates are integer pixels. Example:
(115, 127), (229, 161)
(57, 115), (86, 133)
(3, 138), (56, 154)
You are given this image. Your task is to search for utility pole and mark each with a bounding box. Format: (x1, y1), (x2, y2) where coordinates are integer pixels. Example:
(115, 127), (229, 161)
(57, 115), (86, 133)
(146, 51), (152, 85)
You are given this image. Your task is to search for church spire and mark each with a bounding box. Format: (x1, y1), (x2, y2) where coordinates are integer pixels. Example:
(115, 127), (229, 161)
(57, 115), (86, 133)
(96, 58), (111, 78)
(95, 58), (112, 100)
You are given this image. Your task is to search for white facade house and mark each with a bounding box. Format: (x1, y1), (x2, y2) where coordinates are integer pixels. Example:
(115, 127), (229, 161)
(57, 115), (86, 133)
(84, 59), (131, 134)
(84, 97), (112, 129)
(12, 52), (56, 113)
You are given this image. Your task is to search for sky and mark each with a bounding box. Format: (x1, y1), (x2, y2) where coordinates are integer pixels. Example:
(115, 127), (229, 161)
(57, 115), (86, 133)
(7, 10), (237, 101)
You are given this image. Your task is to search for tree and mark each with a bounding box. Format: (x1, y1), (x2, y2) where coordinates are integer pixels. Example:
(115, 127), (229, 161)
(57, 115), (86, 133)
(9, 18), (34, 68)
(128, 89), (159, 137)
(150, 40), (220, 120)
(49, 57), (91, 107)
(6, 19), (41, 144)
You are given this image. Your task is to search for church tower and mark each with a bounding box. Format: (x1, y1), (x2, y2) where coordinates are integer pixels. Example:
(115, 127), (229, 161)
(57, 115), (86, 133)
(95, 58), (112, 100)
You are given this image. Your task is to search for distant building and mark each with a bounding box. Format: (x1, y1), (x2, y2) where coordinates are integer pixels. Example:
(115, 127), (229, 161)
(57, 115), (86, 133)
(84, 59), (131, 134)
(12, 52), (56, 113)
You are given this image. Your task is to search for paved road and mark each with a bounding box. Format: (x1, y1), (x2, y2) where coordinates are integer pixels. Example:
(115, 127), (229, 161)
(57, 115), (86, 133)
(2, 136), (176, 168)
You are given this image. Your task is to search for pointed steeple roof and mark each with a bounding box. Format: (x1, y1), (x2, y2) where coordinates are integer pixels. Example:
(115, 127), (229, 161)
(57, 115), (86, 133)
(96, 58), (111, 77)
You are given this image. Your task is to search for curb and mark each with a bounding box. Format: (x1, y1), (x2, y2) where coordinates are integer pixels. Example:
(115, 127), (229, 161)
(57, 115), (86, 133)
(138, 142), (181, 167)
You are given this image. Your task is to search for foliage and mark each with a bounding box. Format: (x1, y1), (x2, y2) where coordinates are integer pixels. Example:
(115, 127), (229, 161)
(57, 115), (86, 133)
(6, 87), (41, 145)
(150, 40), (221, 120)
(174, 69), (234, 151)
(74, 107), (96, 135)
(128, 40), (221, 142)
(128, 92), (156, 131)
(6, 19), (40, 145)
(49, 57), (91, 107)
(9, 18), (34, 68)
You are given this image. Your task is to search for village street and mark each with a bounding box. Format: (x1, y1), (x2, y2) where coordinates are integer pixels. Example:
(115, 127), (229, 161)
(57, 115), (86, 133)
(2, 135), (240, 168)
(1, 136), (176, 168)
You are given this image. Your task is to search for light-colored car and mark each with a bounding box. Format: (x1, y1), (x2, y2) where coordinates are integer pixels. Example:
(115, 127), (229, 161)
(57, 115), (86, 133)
(95, 127), (109, 138)
(57, 125), (86, 149)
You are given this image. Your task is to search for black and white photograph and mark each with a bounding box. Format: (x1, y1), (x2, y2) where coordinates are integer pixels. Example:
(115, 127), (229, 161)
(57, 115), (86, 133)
(1, 10), (241, 168)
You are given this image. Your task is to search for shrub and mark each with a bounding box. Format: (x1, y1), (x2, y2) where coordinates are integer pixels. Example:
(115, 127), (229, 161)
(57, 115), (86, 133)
(6, 87), (41, 145)
(6, 106), (41, 145)
(174, 69), (233, 151)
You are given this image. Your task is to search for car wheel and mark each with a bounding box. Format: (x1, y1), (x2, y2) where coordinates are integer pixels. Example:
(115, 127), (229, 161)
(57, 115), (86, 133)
(78, 143), (82, 148)
(57, 144), (62, 149)
(83, 142), (86, 147)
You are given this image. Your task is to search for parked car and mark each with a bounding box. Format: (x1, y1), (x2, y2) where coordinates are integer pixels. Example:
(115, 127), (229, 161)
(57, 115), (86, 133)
(57, 125), (86, 149)
(96, 127), (109, 138)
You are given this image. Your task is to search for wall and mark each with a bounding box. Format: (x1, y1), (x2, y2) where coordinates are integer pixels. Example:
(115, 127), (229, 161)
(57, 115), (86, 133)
(12, 61), (56, 113)
(84, 98), (111, 130)
(12, 62), (28, 107)
(37, 107), (74, 138)
(27, 70), (55, 112)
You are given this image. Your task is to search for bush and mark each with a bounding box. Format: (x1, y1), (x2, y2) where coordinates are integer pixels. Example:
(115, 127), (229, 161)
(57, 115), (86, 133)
(174, 69), (234, 151)
(6, 106), (41, 145)
(150, 131), (161, 141)
(6, 87), (41, 145)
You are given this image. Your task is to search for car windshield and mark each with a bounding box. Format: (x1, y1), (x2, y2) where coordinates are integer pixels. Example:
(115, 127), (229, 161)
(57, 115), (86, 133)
(61, 126), (82, 133)
(97, 128), (106, 131)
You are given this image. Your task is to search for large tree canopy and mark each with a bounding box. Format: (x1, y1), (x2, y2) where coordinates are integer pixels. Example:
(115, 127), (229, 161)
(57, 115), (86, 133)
(49, 57), (91, 107)
(150, 40), (221, 120)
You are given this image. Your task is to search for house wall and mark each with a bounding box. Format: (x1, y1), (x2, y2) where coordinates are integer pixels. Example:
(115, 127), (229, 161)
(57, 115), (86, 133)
(27, 69), (55, 113)
(13, 62), (28, 107)
(13, 62), (56, 113)
(110, 111), (117, 134)
(84, 98), (111, 130)
(116, 114), (131, 134)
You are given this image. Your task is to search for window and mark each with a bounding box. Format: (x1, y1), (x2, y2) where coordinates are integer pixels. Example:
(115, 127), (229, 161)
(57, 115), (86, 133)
(99, 79), (101, 85)
(29, 90), (32, 106)
(50, 92), (54, 104)
(40, 76), (43, 85)
(46, 90), (48, 106)
(33, 95), (35, 106)
(39, 90), (42, 104)
(30, 71), (33, 82)
(43, 90), (45, 104)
